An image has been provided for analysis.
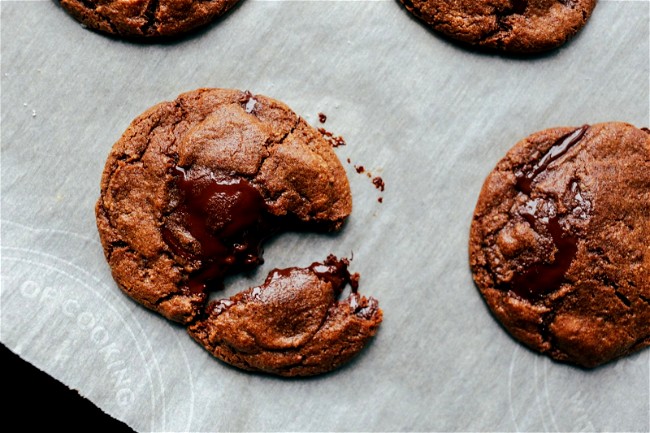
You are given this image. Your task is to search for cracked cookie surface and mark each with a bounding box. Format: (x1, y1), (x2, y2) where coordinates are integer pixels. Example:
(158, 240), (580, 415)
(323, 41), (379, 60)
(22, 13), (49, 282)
(469, 122), (650, 367)
(59, 0), (239, 38)
(188, 255), (382, 376)
(96, 88), (352, 324)
(399, 0), (597, 53)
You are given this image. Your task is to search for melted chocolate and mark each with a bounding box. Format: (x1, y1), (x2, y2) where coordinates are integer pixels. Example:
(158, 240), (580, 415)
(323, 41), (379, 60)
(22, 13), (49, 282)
(318, 113), (327, 123)
(515, 125), (589, 194)
(267, 256), (357, 293)
(510, 0), (527, 15)
(209, 255), (358, 317)
(163, 166), (272, 294)
(509, 211), (579, 301)
(505, 126), (589, 301)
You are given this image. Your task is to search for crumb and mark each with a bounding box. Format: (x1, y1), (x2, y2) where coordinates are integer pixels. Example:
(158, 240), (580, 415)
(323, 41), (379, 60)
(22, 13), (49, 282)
(348, 158), (385, 201)
(318, 113), (327, 123)
(372, 177), (385, 192)
(318, 127), (346, 147)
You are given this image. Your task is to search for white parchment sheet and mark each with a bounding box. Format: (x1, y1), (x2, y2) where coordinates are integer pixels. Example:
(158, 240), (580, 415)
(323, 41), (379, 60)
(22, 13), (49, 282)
(1, 0), (649, 431)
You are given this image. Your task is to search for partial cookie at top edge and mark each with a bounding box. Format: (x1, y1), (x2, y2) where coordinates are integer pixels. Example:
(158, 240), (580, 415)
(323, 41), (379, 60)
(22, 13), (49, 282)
(469, 122), (650, 367)
(399, 0), (597, 53)
(58, 0), (240, 39)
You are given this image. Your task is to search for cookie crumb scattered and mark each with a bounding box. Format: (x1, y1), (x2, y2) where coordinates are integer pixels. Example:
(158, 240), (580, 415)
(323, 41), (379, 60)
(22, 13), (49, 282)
(318, 127), (346, 147)
(318, 112), (327, 123)
(372, 176), (385, 192)
(347, 158), (384, 203)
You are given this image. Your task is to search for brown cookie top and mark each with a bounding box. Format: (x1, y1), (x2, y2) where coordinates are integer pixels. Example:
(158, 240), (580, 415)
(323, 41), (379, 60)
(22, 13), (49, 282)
(96, 88), (352, 324)
(188, 255), (382, 376)
(59, 0), (239, 39)
(469, 122), (650, 367)
(399, 0), (597, 53)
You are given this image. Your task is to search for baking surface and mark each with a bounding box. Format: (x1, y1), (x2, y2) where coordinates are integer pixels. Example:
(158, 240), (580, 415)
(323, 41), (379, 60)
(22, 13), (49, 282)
(1, 0), (648, 431)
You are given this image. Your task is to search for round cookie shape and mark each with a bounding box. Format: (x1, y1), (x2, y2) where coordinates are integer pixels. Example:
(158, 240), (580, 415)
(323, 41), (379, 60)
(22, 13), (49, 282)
(59, 0), (239, 38)
(188, 255), (383, 376)
(399, 0), (597, 53)
(469, 122), (650, 367)
(96, 88), (352, 324)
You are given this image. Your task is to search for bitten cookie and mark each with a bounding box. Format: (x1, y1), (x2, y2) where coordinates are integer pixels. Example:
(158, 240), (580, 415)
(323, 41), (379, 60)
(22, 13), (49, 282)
(59, 0), (239, 38)
(399, 0), (597, 53)
(96, 88), (352, 324)
(469, 122), (650, 367)
(188, 255), (382, 376)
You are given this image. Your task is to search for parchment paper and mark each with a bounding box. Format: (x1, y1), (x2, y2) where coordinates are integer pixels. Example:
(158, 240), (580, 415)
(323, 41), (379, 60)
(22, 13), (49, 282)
(1, 0), (649, 431)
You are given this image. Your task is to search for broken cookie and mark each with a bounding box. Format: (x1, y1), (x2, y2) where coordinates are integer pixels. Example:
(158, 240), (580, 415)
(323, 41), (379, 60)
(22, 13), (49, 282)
(188, 255), (382, 376)
(96, 88), (352, 324)
(96, 88), (380, 376)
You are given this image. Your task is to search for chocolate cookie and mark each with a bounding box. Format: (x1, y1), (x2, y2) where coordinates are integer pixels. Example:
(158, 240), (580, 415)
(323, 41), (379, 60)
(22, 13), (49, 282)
(469, 123), (650, 367)
(59, 0), (239, 38)
(399, 0), (597, 53)
(96, 88), (352, 324)
(188, 255), (382, 376)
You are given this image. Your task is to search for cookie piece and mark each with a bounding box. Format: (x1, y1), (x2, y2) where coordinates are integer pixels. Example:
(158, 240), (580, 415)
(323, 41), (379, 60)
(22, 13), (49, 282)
(188, 256), (382, 376)
(96, 88), (352, 324)
(469, 123), (650, 367)
(399, 0), (597, 53)
(58, 0), (239, 38)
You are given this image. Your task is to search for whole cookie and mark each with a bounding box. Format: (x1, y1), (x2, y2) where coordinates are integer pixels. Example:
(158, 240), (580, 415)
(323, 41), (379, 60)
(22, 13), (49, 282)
(469, 123), (650, 367)
(59, 0), (239, 38)
(188, 255), (382, 376)
(399, 0), (597, 53)
(96, 88), (352, 324)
